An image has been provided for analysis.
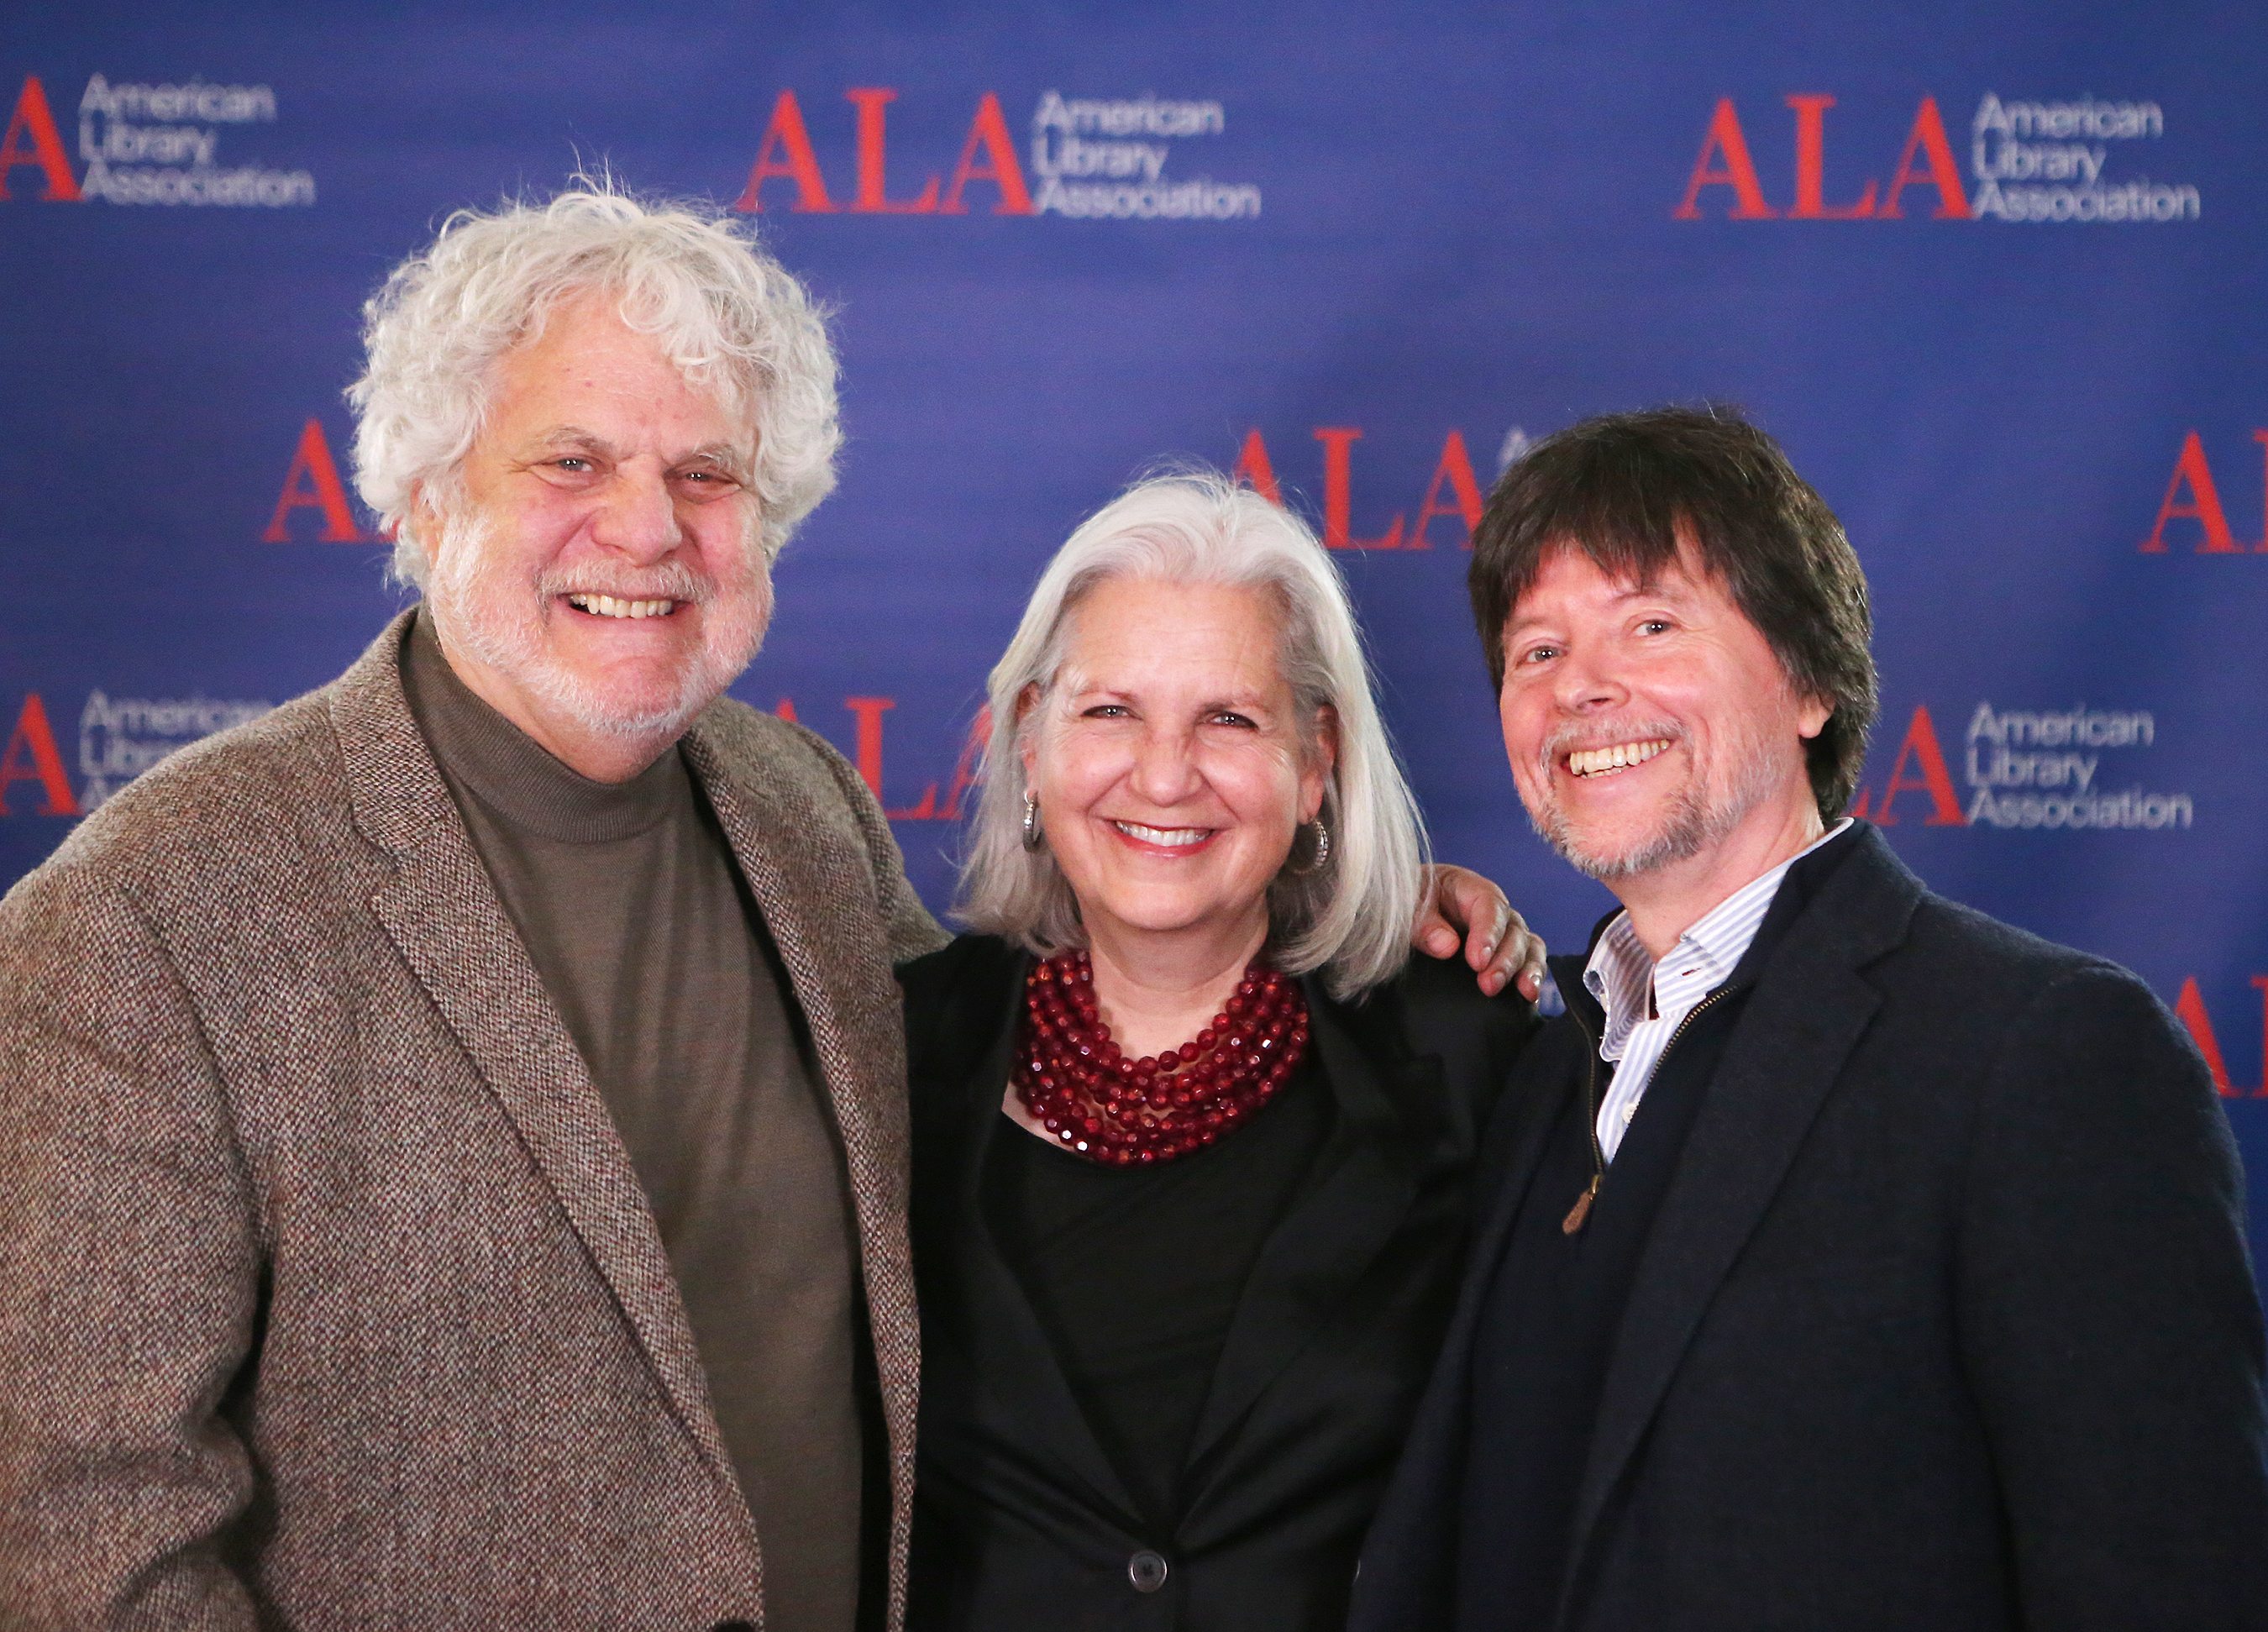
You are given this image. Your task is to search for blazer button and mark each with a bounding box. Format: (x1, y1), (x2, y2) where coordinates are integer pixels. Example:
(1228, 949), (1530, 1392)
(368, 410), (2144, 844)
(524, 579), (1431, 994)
(1127, 1550), (1169, 1593)
(710, 1622), (755, 1632)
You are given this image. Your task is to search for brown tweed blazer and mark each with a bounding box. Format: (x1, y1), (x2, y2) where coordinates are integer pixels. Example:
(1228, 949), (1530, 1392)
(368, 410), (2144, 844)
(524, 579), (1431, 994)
(0, 611), (948, 1631)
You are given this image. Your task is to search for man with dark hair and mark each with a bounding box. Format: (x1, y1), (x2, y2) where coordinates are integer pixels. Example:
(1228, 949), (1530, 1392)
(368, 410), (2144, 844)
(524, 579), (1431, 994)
(1352, 406), (2268, 1631)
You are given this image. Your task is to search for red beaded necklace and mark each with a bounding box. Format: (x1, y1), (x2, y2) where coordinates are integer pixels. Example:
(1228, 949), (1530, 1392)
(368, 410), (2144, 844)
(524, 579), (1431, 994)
(1012, 948), (1310, 1166)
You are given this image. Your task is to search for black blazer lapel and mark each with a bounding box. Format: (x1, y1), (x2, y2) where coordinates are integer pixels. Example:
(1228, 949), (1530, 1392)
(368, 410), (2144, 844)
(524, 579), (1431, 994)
(1184, 984), (1425, 1468)
(1460, 958), (1600, 1309)
(945, 988), (1149, 1530)
(1568, 830), (1924, 1569)
(1347, 977), (1580, 1632)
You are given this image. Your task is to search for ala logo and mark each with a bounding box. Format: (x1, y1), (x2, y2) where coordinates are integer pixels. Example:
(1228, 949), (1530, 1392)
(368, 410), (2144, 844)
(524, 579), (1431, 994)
(734, 87), (1258, 223)
(0, 73), (314, 207)
(1851, 702), (2191, 832)
(79, 690), (272, 811)
(1229, 424), (1516, 549)
(1674, 91), (2198, 223)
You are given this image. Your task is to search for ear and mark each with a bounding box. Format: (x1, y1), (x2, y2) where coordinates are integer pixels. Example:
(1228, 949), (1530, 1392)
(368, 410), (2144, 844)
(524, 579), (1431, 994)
(1300, 704), (1340, 823)
(1014, 683), (1043, 780)
(1796, 694), (1832, 741)
(407, 483), (445, 579)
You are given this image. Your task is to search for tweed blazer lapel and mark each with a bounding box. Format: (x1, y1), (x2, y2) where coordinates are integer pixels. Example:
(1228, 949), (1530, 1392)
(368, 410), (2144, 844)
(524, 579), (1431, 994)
(1567, 829), (1922, 1577)
(328, 614), (745, 1510)
(679, 705), (925, 1582)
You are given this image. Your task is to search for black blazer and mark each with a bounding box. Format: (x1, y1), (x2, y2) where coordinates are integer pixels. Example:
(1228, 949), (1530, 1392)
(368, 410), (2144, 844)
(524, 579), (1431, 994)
(900, 934), (1537, 1632)
(1351, 824), (2268, 1632)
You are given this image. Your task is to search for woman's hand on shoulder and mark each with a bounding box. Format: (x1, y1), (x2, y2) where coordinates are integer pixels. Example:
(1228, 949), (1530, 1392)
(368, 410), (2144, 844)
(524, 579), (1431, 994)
(1413, 864), (1546, 1001)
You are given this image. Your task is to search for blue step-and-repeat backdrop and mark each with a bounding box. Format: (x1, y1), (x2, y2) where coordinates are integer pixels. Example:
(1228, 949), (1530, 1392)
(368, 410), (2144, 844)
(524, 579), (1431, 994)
(4, 4), (2265, 1267)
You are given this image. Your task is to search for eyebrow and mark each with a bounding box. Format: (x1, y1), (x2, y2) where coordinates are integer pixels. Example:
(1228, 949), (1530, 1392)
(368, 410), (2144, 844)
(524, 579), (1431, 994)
(517, 425), (754, 477)
(1509, 574), (1702, 632)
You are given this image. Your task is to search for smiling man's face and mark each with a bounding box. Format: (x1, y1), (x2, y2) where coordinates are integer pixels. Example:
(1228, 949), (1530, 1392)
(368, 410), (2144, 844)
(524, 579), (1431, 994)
(417, 289), (770, 781)
(1496, 538), (1829, 887)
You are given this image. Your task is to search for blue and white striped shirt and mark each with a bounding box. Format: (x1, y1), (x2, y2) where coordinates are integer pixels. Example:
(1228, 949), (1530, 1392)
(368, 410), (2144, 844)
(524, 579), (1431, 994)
(1583, 821), (1852, 1161)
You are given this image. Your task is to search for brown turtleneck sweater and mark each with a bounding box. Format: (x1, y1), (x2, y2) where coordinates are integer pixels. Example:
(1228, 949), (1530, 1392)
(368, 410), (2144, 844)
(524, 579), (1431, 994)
(402, 612), (862, 1632)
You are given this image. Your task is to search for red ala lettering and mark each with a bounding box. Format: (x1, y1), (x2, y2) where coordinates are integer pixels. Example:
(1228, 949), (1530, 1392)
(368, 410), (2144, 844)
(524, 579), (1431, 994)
(2173, 977), (2240, 1097)
(934, 705), (992, 821)
(2139, 431), (2241, 554)
(735, 91), (837, 214)
(1673, 99), (1776, 220)
(846, 88), (939, 213)
(1871, 703), (1964, 826)
(891, 705), (993, 821)
(262, 419), (366, 543)
(843, 697), (895, 800)
(773, 697), (799, 723)
(942, 93), (1033, 215)
(1784, 95), (1877, 219)
(1410, 430), (1484, 549)
(1313, 429), (1404, 550)
(1877, 97), (1971, 220)
(0, 694), (77, 816)
(1231, 428), (1284, 507)
(0, 76), (81, 202)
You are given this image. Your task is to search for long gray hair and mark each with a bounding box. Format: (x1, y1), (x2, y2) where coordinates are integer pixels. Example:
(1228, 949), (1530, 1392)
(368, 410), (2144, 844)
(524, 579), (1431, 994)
(957, 471), (1426, 1000)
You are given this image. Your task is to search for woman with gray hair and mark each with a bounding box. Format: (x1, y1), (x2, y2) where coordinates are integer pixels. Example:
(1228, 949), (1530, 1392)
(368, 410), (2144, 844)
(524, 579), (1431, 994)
(900, 472), (1541, 1631)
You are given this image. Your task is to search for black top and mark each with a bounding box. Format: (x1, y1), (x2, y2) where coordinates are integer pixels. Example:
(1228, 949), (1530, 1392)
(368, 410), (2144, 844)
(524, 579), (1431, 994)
(901, 933), (1539, 1632)
(987, 1049), (1332, 1529)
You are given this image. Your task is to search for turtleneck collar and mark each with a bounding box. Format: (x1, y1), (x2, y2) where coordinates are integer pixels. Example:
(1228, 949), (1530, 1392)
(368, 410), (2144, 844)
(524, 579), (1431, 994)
(401, 608), (690, 844)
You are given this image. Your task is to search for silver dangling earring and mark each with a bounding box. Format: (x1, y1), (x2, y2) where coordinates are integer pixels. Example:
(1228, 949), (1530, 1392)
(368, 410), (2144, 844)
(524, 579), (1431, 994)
(1022, 791), (1045, 852)
(1294, 819), (1331, 875)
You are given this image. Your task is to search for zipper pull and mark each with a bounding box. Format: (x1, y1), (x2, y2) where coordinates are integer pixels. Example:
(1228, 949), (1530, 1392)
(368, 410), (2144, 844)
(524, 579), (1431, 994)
(1562, 1173), (1601, 1235)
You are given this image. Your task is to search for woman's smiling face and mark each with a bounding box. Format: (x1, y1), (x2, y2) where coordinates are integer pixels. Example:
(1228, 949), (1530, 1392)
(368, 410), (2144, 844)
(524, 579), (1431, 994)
(1021, 575), (1332, 957)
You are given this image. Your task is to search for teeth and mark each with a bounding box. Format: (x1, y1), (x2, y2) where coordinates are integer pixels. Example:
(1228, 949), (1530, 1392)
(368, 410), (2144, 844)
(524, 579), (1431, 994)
(567, 594), (675, 619)
(1567, 739), (1672, 778)
(1115, 821), (1209, 847)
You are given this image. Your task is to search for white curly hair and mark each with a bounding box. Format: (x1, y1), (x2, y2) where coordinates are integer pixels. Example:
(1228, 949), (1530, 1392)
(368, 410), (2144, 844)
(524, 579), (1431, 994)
(348, 179), (840, 583)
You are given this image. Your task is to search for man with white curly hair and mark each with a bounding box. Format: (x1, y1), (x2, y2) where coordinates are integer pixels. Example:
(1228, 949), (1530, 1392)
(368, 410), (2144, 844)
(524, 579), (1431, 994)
(0, 184), (942, 1632)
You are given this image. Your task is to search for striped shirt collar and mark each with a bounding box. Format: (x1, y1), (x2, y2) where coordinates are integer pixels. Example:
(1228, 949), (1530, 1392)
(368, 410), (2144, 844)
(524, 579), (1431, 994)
(1583, 819), (1854, 1063)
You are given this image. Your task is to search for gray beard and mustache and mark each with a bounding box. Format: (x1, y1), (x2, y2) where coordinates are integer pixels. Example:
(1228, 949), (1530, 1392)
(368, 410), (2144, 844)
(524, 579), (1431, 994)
(423, 508), (771, 741)
(1525, 718), (1783, 884)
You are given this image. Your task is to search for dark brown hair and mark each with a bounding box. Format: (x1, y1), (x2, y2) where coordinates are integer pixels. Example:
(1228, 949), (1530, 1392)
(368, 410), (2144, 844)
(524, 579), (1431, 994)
(1468, 406), (1877, 823)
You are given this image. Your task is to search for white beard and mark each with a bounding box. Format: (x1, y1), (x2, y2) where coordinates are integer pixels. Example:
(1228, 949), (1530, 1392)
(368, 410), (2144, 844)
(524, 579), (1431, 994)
(423, 507), (771, 742)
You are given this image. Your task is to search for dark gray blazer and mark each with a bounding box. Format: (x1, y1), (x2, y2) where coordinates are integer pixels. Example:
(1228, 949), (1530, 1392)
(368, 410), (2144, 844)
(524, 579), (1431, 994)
(1351, 823), (2268, 1632)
